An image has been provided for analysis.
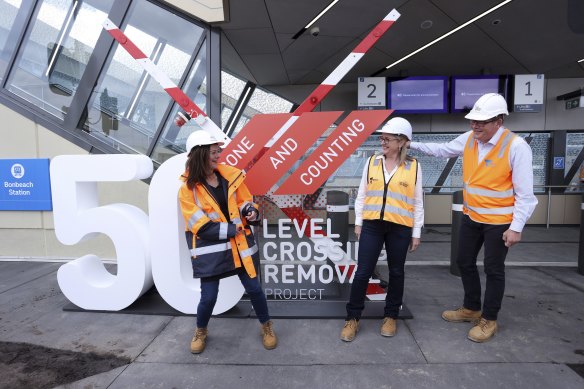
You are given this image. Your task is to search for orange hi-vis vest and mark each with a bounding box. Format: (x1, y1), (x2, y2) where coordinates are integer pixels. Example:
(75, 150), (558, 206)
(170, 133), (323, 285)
(462, 128), (516, 224)
(179, 164), (259, 278)
(362, 155), (417, 227)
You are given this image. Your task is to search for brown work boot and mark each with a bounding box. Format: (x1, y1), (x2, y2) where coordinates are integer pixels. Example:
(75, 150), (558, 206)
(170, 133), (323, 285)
(190, 327), (208, 354)
(442, 307), (481, 322)
(261, 320), (277, 350)
(340, 318), (359, 342)
(380, 317), (397, 337)
(468, 318), (497, 342)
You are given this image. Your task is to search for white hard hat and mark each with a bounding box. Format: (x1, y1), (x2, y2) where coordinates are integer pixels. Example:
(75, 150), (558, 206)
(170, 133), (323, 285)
(378, 117), (412, 141)
(465, 93), (509, 121)
(186, 130), (224, 152)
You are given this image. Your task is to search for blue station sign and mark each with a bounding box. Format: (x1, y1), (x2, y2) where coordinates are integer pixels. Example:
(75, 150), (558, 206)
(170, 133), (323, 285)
(0, 159), (52, 211)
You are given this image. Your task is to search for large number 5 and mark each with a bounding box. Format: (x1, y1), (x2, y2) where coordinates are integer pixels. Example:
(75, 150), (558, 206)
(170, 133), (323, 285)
(51, 155), (153, 310)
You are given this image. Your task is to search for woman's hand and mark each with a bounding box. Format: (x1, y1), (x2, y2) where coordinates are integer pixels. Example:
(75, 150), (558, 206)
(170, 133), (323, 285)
(409, 237), (420, 252)
(354, 225), (362, 241)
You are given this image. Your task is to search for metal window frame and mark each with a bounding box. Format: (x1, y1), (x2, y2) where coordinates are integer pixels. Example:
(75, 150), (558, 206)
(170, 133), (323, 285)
(0, 0), (219, 157)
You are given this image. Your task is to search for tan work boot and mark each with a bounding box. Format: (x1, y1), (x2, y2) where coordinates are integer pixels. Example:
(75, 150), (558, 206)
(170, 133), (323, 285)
(340, 318), (359, 342)
(468, 318), (497, 342)
(261, 320), (277, 350)
(380, 317), (397, 337)
(190, 327), (208, 354)
(442, 307), (481, 322)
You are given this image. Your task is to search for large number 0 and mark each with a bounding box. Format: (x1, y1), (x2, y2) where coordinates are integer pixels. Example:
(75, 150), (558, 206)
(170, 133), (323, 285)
(148, 153), (244, 314)
(51, 154), (244, 313)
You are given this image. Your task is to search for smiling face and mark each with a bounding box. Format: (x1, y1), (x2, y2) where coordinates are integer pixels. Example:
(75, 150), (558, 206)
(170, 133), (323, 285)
(379, 134), (406, 157)
(469, 116), (502, 143)
(208, 144), (222, 171)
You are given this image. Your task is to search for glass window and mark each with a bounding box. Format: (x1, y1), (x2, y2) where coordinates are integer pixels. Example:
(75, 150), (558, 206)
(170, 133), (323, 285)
(303, 131), (552, 208)
(230, 86), (293, 136)
(0, 0), (23, 79)
(7, 0), (113, 119)
(566, 132), (584, 193)
(407, 134), (459, 192)
(523, 132), (549, 193)
(150, 42), (208, 164)
(82, 0), (206, 155)
(220, 71), (246, 128)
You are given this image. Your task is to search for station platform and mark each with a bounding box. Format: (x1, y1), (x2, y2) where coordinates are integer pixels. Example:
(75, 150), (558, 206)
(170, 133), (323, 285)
(0, 225), (582, 388)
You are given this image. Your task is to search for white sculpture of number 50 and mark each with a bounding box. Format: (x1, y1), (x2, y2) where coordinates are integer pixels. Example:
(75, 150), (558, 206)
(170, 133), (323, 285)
(50, 153), (244, 314)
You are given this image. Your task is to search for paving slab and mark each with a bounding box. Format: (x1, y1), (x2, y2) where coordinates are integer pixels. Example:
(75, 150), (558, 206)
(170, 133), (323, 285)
(0, 262), (172, 359)
(137, 316), (426, 365)
(106, 362), (584, 389)
(53, 365), (129, 389)
(0, 262), (59, 293)
(404, 267), (584, 364)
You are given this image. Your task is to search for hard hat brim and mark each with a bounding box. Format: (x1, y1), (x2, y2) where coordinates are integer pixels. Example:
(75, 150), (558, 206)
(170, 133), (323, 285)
(465, 111), (497, 121)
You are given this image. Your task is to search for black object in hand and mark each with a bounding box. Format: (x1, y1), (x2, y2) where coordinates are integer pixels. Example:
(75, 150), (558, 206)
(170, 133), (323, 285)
(243, 204), (255, 216)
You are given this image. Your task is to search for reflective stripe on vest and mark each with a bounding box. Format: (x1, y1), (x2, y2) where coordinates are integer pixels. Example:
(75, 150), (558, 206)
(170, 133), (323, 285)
(191, 241), (232, 257)
(240, 243), (258, 258)
(462, 129), (515, 224)
(362, 156), (416, 227)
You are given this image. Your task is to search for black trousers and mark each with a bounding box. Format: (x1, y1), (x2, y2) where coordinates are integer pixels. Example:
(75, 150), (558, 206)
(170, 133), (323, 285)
(346, 219), (412, 320)
(457, 215), (510, 320)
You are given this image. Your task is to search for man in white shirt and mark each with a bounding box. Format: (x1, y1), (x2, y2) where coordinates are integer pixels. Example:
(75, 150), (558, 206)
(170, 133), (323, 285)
(409, 93), (537, 342)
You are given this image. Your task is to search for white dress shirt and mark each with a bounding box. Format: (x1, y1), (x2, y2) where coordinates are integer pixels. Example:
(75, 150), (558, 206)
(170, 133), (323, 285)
(410, 127), (538, 232)
(354, 154), (424, 238)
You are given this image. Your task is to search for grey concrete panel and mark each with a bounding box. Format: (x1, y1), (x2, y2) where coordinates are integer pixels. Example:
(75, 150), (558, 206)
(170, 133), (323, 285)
(405, 267), (584, 364)
(53, 365), (128, 389)
(0, 262), (58, 293)
(137, 316), (425, 365)
(107, 362), (584, 389)
(0, 264), (172, 359)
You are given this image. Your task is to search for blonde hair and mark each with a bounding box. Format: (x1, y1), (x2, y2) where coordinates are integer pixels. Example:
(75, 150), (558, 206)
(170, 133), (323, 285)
(397, 134), (410, 166)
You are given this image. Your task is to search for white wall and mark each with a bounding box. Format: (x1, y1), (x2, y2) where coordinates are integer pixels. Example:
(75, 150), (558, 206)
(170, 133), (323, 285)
(0, 104), (149, 260)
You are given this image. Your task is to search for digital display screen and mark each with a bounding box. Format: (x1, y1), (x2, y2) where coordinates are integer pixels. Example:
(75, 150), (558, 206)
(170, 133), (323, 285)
(451, 76), (505, 112)
(387, 77), (448, 114)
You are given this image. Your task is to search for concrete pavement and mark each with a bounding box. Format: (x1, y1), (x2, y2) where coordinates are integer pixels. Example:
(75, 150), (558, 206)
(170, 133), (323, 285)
(0, 226), (583, 388)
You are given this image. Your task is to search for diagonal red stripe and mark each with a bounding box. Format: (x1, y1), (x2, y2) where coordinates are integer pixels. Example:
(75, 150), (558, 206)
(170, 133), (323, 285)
(353, 20), (394, 54)
(219, 114), (293, 168)
(107, 28), (148, 60)
(275, 110), (392, 195)
(245, 111), (342, 194)
(294, 84), (335, 115)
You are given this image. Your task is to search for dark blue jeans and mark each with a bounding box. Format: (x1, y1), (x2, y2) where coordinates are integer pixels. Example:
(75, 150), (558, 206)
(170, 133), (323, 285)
(457, 215), (509, 320)
(197, 271), (270, 328)
(346, 219), (412, 320)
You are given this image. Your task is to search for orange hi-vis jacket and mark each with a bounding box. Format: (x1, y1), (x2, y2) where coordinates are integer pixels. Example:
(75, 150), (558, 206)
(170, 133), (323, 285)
(179, 164), (259, 278)
(463, 128), (516, 224)
(362, 155), (418, 227)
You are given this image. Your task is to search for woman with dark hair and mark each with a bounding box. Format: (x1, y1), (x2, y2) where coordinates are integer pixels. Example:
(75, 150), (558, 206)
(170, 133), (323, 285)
(178, 130), (276, 354)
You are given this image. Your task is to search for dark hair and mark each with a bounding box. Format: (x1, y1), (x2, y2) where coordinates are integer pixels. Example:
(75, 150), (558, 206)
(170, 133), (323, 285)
(185, 145), (211, 190)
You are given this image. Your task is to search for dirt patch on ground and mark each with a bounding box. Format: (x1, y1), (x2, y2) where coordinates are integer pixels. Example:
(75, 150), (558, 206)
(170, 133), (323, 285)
(0, 341), (130, 389)
(567, 363), (584, 379)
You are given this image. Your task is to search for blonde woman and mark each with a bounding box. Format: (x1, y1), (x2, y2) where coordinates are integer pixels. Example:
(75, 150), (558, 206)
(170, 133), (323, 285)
(341, 117), (424, 342)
